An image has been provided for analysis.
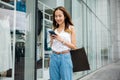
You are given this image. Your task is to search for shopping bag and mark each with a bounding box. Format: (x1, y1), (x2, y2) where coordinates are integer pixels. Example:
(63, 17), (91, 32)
(70, 47), (90, 72)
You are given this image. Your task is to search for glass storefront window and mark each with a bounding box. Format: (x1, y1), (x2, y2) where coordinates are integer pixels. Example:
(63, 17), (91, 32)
(1, 0), (39, 80)
(0, 0), (16, 80)
(72, 0), (111, 79)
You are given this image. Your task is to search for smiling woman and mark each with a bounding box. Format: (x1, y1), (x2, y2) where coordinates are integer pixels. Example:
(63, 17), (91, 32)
(49, 6), (76, 80)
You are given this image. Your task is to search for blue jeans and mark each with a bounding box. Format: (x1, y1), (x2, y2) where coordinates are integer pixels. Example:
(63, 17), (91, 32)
(49, 52), (73, 80)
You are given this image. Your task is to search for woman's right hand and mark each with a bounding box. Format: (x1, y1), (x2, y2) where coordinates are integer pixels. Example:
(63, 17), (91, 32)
(50, 34), (56, 39)
(50, 35), (56, 47)
(50, 34), (56, 43)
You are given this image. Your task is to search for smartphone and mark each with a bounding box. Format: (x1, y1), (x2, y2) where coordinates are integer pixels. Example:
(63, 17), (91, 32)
(49, 30), (57, 35)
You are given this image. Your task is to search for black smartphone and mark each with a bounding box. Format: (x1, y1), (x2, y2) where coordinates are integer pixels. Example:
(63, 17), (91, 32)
(49, 30), (57, 35)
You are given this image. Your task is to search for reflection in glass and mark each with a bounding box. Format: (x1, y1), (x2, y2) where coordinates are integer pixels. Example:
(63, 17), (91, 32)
(0, 0), (14, 78)
(37, 1), (53, 79)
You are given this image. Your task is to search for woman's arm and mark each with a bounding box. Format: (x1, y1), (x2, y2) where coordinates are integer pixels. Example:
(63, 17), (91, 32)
(55, 26), (77, 49)
(62, 26), (76, 49)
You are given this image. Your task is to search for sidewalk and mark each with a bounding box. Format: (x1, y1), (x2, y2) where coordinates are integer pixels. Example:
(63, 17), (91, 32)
(79, 60), (120, 80)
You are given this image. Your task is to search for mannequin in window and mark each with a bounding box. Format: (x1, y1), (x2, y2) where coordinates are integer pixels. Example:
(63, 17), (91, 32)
(0, 15), (12, 77)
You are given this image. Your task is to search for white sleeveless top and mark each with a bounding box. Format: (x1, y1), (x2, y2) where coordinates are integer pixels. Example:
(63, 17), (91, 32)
(51, 29), (71, 52)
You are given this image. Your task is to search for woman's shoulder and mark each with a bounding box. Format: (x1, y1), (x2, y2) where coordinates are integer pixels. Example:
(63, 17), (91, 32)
(69, 25), (75, 31)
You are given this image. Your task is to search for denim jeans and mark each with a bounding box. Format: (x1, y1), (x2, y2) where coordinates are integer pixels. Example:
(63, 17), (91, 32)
(49, 52), (73, 80)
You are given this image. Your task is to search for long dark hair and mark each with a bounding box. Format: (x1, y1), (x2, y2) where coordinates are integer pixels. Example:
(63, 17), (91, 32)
(53, 6), (73, 32)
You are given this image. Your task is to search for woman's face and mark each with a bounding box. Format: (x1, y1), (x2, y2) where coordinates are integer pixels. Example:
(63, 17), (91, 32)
(55, 9), (65, 25)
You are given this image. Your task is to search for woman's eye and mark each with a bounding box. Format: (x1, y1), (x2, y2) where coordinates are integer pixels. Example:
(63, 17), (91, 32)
(58, 14), (63, 17)
(55, 15), (62, 18)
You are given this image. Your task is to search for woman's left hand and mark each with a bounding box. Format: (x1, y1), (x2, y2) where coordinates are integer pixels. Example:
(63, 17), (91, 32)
(53, 34), (63, 42)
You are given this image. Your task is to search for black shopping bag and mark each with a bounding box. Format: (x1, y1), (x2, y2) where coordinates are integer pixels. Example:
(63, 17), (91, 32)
(70, 47), (90, 72)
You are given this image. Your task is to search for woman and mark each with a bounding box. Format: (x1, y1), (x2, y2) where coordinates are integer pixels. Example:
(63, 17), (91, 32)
(49, 6), (76, 80)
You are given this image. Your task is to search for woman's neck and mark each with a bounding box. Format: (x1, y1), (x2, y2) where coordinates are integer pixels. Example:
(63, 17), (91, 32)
(59, 23), (65, 29)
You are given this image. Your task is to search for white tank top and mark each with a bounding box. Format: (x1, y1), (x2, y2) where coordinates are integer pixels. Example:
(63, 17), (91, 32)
(51, 29), (71, 52)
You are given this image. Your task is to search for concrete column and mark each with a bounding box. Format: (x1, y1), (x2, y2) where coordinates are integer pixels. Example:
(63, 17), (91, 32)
(117, 0), (120, 58)
(24, 0), (36, 80)
(110, 0), (120, 61)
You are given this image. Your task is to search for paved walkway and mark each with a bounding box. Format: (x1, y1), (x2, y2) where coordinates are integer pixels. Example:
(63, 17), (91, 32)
(80, 60), (120, 80)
